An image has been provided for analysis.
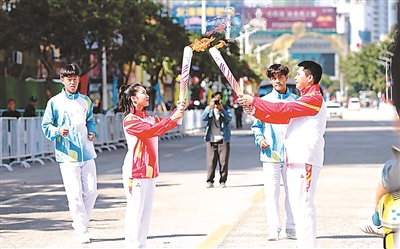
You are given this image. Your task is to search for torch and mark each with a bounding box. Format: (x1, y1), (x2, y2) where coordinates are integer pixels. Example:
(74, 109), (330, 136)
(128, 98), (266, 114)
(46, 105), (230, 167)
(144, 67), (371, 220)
(209, 46), (243, 95)
(177, 46), (193, 124)
(179, 46), (193, 103)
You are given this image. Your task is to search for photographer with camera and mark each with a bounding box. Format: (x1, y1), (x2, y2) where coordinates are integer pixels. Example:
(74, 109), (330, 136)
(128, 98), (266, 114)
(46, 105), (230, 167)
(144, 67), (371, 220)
(201, 91), (232, 188)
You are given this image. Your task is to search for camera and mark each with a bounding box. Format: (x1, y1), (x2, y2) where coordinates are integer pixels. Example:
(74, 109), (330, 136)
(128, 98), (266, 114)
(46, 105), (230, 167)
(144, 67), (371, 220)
(214, 99), (220, 105)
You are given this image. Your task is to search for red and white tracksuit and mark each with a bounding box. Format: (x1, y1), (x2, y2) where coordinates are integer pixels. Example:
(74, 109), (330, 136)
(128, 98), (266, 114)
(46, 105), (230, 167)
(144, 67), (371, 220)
(122, 109), (179, 249)
(251, 84), (327, 248)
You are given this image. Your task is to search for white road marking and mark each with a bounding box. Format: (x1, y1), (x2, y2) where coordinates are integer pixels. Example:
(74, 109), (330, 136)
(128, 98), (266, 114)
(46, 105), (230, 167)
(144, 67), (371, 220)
(326, 126), (396, 132)
(106, 168), (122, 174)
(182, 144), (204, 152)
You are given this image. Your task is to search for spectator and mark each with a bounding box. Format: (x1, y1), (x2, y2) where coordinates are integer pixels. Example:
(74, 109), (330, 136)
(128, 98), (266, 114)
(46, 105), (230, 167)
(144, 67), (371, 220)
(359, 3), (400, 237)
(234, 103), (243, 129)
(251, 64), (298, 241)
(23, 96), (37, 117)
(201, 91), (232, 188)
(2, 99), (21, 118)
(92, 98), (102, 114)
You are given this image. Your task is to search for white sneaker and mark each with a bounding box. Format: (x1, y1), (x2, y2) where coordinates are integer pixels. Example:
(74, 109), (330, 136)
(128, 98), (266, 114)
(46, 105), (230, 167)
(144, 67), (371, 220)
(206, 182), (214, 188)
(75, 230), (92, 244)
(285, 228), (296, 240)
(267, 229), (280, 241)
(360, 218), (383, 237)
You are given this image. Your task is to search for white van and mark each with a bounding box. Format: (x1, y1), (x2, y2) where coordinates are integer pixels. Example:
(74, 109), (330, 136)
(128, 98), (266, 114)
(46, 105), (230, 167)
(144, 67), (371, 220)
(348, 97), (361, 111)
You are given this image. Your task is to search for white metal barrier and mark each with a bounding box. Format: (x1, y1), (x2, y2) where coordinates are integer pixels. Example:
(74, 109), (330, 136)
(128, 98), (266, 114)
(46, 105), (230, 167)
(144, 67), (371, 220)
(0, 110), (208, 172)
(16, 118), (45, 165)
(1, 118), (30, 171)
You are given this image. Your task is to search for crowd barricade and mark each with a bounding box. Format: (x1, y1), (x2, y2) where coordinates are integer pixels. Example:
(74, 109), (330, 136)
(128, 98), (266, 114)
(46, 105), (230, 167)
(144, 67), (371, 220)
(105, 114), (123, 149)
(93, 114), (116, 152)
(114, 113), (127, 148)
(16, 118), (45, 166)
(33, 118), (55, 163)
(0, 117), (30, 171)
(0, 110), (208, 172)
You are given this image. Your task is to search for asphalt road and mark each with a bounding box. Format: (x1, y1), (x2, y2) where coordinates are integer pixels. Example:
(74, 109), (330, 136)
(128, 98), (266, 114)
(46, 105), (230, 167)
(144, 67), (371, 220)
(1, 107), (399, 249)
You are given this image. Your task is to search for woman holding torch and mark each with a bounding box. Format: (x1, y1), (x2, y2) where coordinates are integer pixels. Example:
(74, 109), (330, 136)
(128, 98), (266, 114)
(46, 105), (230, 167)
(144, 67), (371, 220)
(118, 83), (185, 248)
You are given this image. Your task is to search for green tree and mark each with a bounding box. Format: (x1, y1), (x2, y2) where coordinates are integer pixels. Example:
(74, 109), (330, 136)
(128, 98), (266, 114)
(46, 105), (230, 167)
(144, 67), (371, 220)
(1, 0), (124, 99)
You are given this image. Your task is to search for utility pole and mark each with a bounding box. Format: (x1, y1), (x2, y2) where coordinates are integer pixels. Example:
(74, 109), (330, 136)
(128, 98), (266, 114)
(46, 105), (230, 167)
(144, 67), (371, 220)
(201, 0), (206, 35)
(102, 46), (108, 113)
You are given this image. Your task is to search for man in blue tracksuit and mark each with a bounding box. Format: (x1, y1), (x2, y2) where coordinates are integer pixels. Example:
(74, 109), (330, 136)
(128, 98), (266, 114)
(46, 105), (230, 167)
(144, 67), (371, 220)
(41, 64), (98, 244)
(251, 64), (298, 241)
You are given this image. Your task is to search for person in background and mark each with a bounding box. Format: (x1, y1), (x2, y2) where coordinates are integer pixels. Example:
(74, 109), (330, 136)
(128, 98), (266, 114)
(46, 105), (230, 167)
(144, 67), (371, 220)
(238, 61), (326, 248)
(41, 64), (98, 244)
(251, 64), (298, 241)
(1, 99), (21, 118)
(23, 96), (37, 117)
(201, 91), (232, 188)
(118, 83), (185, 249)
(234, 102), (243, 129)
(359, 1), (400, 237)
(92, 98), (102, 114)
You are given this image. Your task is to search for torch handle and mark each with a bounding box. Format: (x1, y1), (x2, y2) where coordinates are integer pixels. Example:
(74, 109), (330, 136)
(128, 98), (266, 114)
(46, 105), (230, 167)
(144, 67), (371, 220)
(178, 46), (193, 125)
(209, 47), (243, 95)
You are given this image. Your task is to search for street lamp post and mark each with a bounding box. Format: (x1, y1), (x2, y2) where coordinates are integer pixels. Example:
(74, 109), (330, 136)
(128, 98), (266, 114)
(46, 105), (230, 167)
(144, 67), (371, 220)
(378, 55), (392, 102)
(102, 46), (108, 113)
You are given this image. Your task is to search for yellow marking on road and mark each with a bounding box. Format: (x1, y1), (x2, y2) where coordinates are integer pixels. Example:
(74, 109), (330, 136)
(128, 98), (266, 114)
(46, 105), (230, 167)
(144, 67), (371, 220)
(196, 225), (233, 249)
(252, 188), (264, 201)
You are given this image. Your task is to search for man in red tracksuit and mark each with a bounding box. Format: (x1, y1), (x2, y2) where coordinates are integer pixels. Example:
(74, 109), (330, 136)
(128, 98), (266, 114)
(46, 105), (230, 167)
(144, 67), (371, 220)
(238, 60), (327, 248)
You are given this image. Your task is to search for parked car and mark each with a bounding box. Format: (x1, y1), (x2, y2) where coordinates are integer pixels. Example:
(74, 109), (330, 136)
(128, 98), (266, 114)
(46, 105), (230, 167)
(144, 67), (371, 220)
(347, 97), (361, 111)
(326, 102), (343, 118)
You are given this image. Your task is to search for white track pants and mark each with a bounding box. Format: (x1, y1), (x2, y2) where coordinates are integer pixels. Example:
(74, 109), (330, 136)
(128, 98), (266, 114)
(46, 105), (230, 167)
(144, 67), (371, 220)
(263, 162), (295, 232)
(59, 159), (98, 234)
(123, 178), (156, 249)
(286, 163), (321, 248)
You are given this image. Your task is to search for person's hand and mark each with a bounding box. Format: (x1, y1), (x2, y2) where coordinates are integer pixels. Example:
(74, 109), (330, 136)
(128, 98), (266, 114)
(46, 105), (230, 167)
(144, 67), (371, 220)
(215, 100), (223, 111)
(237, 94), (254, 106)
(59, 127), (69, 137)
(209, 99), (216, 110)
(88, 132), (95, 141)
(171, 109), (184, 121)
(177, 100), (186, 112)
(243, 105), (255, 115)
(259, 139), (269, 150)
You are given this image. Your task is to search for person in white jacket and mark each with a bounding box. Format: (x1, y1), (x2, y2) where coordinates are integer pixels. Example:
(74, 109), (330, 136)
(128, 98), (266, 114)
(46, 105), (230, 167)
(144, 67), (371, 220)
(238, 61), (327, 248)
(251, 64), (298, 241)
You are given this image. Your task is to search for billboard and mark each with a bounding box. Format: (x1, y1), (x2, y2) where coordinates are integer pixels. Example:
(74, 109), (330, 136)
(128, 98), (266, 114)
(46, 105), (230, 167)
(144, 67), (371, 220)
(291, 53), (335, 76)
(242, 6), (336, 34)
(172, 5), (242, 33)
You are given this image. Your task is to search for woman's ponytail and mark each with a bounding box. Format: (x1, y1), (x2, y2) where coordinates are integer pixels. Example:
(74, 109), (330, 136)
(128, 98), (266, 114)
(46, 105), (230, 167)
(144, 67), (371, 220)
(118, 83), (142, 116)
(118, 85), (131, 116)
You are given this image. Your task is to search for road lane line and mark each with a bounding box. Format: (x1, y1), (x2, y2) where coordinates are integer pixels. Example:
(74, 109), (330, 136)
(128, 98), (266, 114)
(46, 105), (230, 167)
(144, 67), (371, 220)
(196, 225), (234, 249)
(252, 188), (264, 201)
(326, 126), (396, 132)
(106, 168), (122, 174)
(183, 144), (204, 152)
